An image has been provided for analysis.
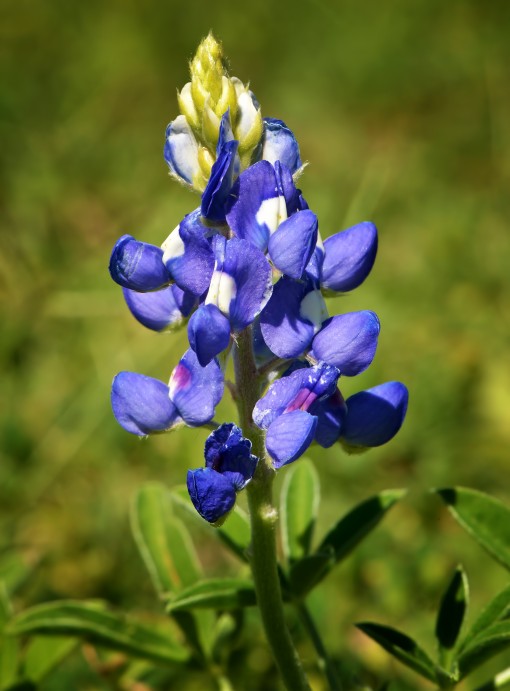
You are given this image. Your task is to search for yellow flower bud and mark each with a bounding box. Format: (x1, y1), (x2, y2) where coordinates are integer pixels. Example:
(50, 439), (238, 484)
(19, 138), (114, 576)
(177, 82), (199, 130)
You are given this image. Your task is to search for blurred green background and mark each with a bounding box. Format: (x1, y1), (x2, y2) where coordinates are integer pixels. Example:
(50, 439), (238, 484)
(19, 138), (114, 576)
(1, 0), (510, 688)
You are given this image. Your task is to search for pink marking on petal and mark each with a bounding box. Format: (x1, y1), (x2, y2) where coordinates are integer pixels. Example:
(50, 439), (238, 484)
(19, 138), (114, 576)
(169, 362), (192, 397)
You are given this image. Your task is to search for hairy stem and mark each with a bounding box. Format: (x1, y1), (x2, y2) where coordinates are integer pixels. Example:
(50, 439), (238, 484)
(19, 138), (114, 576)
(233, 328), (311, 691)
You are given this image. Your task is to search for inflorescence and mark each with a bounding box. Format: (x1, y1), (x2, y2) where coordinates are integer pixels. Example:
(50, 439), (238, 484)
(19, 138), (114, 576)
(109, 34), (408, 524)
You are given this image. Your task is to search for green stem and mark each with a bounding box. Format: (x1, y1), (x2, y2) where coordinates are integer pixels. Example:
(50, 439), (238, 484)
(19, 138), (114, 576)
(233, 328), (311, 691)
(297, 601), (343, 691)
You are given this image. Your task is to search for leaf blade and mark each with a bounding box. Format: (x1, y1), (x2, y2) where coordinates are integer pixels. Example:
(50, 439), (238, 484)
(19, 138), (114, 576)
(166, 579), (257, 612)
(435, 565), (469, 651)
(281, 459), (320, 564)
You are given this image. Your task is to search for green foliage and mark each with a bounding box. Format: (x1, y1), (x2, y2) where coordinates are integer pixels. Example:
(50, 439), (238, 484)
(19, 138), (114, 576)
(435, 565), (469, 652)
(281, 459), (320, 565)
(166, 579), (257, 612)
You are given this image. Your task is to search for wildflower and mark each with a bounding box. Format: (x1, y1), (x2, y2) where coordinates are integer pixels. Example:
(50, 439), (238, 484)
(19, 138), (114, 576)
(187, 423), (258, 523)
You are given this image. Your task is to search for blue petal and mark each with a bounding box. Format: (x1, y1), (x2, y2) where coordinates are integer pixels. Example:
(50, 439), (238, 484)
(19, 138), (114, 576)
(322, 222), (378, 292)
(187, 468), (237, 523)
(162, 209), (216, 296)
(311, 311), (380, 375)
(171, 285), (198, 317)
(225, 160), (281, 251)
(274, 161), (301, 215)
(268, 209), (318, 279)
(204, 423), (258, 490)
(164, 115), (200, 185)
(262, 118), (302, 173)
(201, 140), (240, 223)
(309, 389), (347, 448)
(253, 362), (339, 429)
(252, 317), (274, 367)
(109, 235), (171, 291)
(266, 410), (317, 468)
(169, 349), (224, 426)
(212, 237), (272, 331)
(260, 277), (326, 358)
(123, 286), (184, 331)
(187, 303), (231, 366)
(341, 382), (409, 449)
(216, 109), (235, 154)
(304, 244), (325, 284)
(111, 372), (180, 436)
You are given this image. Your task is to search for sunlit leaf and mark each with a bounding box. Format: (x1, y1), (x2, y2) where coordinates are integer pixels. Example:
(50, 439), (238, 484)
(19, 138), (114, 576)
(436, 488), (510, 571)
(460, 584), (510, 653)
(281, 459), (320, 564)
(435, 565), (468, 651)
(23, 636), (78, 682)
(131, 482), (202, 596)
(357, 622), (440, 683)
(458, 622), (510, 678)
(7, 601), (189, 666)
(288, 489), (405, 596)
(166, 579), (256, 612)
(171, 485), (251, 562)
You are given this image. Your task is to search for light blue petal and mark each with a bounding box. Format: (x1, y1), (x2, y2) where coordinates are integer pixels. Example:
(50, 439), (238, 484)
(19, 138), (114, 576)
(123, 286), (183, 331)
(163, 115), (200, 185)
(311, 311), (380, 375)
(262, 118), (302, 174)
(111, 372), (180, 436)
(322, 222), (378, 292)
(266, 410), (317, 468)
(169, 349), (224, 426)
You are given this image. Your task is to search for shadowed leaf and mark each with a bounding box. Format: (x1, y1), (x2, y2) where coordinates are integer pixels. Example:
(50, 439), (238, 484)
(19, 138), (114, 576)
(435, 565), (468, 651)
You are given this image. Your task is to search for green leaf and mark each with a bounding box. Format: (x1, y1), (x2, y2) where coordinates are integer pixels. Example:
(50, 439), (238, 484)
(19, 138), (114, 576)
(458, 622), (510, 678)
(435, 565), (469, 651)
(166, 579), (256, 612)
(0, 584), (20, 689)
(281, 459), (320, 564)
(460, 585), (510, 654)
(436, 488), (510, 571)
(132, 483), (203, 596)
(171, 486), (251, 562)
(7, 601), (189, 666)
(288, 489), (405, 597)
(357, 622), (440, 684)
(23, 637), (78, 682)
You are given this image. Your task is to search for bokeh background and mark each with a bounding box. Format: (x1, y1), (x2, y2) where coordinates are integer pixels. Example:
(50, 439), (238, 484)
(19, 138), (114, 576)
(1, 0), (510, 688)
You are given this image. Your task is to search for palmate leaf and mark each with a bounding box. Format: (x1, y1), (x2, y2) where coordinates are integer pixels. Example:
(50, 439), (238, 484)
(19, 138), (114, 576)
(458, 622), (510, 678)
(459, 584), (510, 654)
(171, 485), (251, 562)
(357, 623), (442, 684)
(288, 489), (405, 597)
(7, 601), (189, 666)
(435, 565), (469, 652)
(436, 487), (510, 571)
(166, 579), (257, 612)
(131, 483), (203, 596)
(280, 459), (320, 565)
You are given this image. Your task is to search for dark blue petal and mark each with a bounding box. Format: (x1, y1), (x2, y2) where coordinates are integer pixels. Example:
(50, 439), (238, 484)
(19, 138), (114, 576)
(311, 311), (380, 375)
(262, 118), (302, 173)
(260, 277), (327, 358)
(163, 115), (200, 185)
(162, 209), (216, 296)
(216, 109), (235, 155)
(169, 349), (224, 426)
(204, 423), (258, 490)
(341, 382), (409, 449)
(266, 410), (317, 468)
(187, 468), (237, 523)
(225, 160), (282, 251)
(109, 235), (171, 292)
(322, 222), (378, 292)
(123, 286), (184, 331)
(111, 372), (180, 436)
(171, 285), (198, 317)
(309, 389), (347, 448)
(201, 140), (240, 223)
(268, 209), (318, 279)
(253, 361), (339, 429)
(187, 304), (231, 366)
(304, 243), (325, 284)
(274, 161), (301, 215)
(212, 238), (272, 331)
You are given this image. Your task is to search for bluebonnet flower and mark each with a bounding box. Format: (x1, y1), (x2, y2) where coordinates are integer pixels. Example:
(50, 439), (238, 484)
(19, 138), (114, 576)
(109, 34), (408, 525)
(187, 423), (258, 523)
